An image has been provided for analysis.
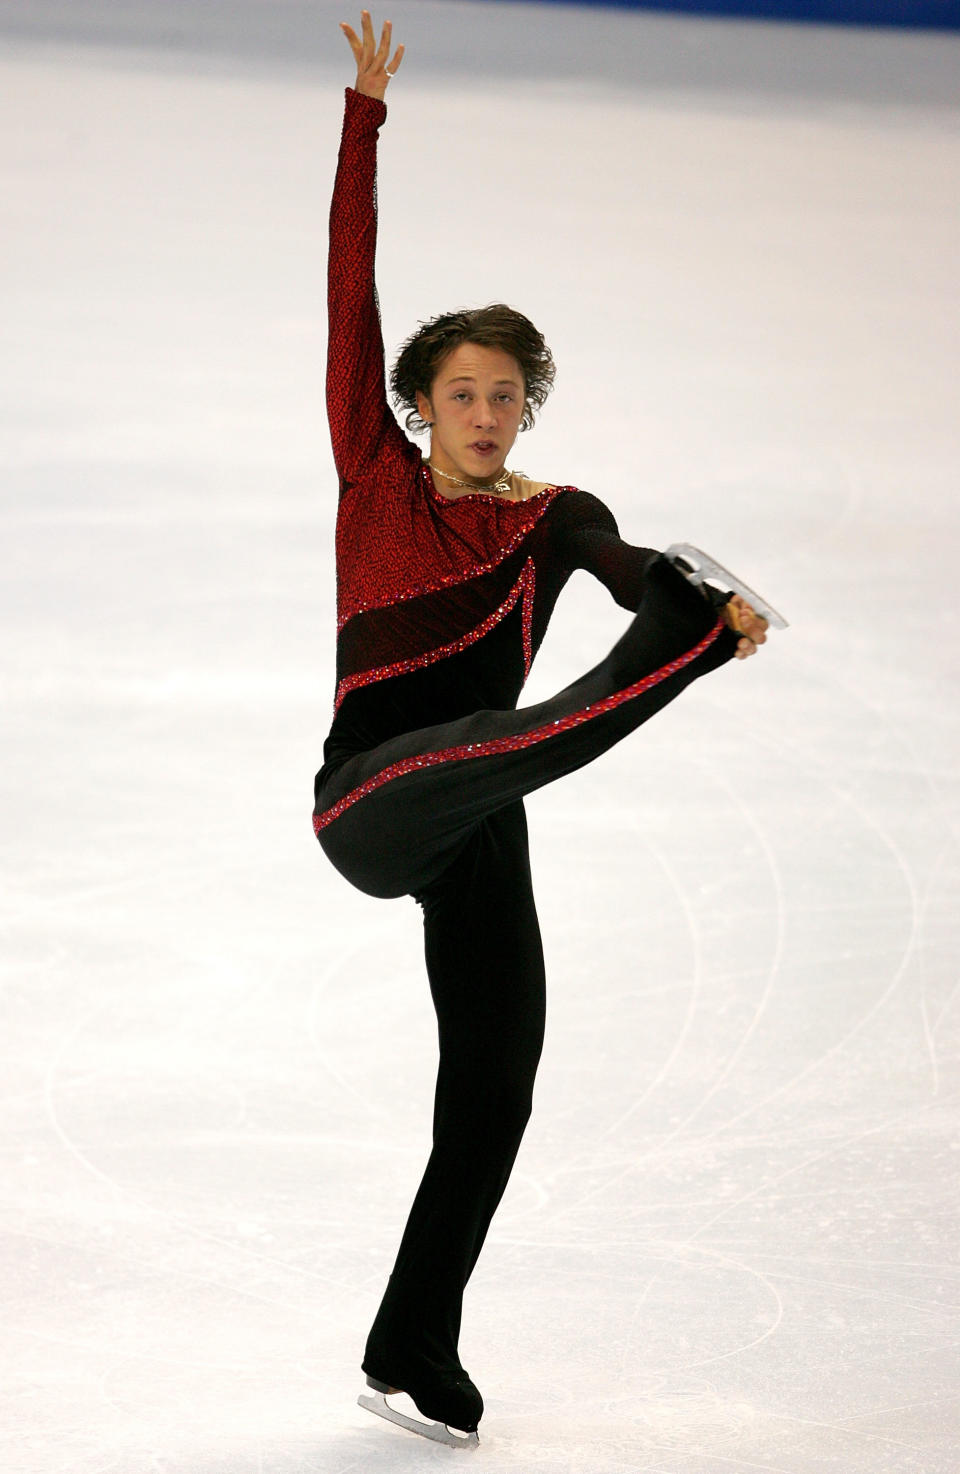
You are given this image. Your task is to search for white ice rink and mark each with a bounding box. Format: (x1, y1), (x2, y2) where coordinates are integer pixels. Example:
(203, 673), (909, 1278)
(3, 2), (959, 1470)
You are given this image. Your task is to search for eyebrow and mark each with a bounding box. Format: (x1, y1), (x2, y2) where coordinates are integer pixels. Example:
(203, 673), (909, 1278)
(443, 375), (522, 387)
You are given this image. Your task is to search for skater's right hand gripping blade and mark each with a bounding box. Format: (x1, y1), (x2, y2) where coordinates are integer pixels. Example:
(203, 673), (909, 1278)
(665, 544), (789, 630)
(358, 1388), (480, 1450)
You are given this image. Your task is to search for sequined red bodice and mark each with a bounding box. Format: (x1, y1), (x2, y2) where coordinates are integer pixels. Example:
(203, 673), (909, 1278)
(323, 90), (660, 768)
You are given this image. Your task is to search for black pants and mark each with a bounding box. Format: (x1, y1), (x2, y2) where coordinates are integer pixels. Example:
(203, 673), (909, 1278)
(314, 559), (737, 1386)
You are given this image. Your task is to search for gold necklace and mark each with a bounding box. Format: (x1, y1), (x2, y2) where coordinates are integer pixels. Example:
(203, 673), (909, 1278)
(427, 461), (514, 497)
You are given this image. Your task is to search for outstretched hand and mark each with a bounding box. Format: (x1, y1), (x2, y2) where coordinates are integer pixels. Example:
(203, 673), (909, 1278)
(341, 10), (404, 100)
(724, 595), (769, 660)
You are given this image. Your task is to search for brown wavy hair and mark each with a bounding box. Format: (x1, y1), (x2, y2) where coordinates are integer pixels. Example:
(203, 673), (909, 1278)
(390, 304), (556, 435)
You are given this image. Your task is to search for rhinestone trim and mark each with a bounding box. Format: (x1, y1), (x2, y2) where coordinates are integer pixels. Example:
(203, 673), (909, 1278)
(334, 559), (537, 712)
(336, 471), (565, 631)
(313, 617), (725, 835)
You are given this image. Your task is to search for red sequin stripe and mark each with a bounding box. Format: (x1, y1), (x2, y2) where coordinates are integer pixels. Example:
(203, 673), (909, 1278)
(313, 617), (724, 835)
(335, 473), (566, 630)
(334, 560), (536, 712)
(521, 555), (536, 679)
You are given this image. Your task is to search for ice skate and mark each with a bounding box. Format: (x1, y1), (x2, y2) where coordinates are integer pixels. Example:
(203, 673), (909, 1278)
(665, 543), (789, 630)
(358, 1374), (481, 1450)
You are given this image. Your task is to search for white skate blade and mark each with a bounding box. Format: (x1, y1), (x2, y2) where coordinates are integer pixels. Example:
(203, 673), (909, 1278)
(358, 1389), (480, 1450)
(665, 543), (789, 630)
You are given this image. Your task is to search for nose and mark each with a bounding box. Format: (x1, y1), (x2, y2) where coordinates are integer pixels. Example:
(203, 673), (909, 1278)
(473, 399), (497, 428)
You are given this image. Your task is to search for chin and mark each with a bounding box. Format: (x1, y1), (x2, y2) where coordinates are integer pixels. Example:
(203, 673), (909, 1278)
(464, 452), (503, 473)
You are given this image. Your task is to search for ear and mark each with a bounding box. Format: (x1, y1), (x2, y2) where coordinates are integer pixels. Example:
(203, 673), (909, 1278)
(415, 390), (434, 428)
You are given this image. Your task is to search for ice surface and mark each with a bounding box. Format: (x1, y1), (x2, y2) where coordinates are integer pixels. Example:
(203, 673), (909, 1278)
(2, 3), (958, 1471)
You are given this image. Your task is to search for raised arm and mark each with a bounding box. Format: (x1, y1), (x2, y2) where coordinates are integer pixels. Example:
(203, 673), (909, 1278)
(327, 14), (405, 493)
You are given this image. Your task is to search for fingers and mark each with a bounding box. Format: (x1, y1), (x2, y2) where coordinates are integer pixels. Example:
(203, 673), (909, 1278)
(376, 21), (405, 77)
(340, 23), (361, 63)
(726, 595), (768, 642)
(341, 11), (403, 90)
(724, 595), (768, 659)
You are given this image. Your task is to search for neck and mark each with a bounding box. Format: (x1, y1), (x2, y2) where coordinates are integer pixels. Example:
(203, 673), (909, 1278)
(427, 460), (512, 496)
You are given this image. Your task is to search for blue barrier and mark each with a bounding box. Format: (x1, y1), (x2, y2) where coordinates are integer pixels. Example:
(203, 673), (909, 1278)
(496, 0), (960, 29)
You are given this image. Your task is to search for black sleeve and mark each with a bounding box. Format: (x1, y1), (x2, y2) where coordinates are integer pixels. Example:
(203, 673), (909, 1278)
(554, 490), (660, 613)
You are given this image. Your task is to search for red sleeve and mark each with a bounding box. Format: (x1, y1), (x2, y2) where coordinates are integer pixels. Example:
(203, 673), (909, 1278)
(327, 88), (404, 496)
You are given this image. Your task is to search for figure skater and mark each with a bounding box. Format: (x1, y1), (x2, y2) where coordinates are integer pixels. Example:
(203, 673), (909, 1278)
(314, 11), (780, 1449)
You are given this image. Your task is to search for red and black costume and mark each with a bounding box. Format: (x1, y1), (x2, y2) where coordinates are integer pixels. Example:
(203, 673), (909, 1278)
(314, 89), (739, 1421)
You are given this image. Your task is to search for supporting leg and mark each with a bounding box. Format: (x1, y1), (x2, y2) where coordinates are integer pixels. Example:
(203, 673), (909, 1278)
(360, 802), (545, 1429)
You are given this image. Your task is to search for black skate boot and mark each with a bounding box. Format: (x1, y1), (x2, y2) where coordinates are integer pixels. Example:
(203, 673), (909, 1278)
(358, 1365), (482, 1448)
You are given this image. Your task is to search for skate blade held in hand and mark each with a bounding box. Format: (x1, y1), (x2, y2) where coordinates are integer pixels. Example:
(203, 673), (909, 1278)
(358, 1383), (480, 1450)
(665, 543), (789, 630)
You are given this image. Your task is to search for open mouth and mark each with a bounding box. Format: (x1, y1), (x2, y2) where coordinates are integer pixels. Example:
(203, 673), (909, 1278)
(470, 441), (497, 456)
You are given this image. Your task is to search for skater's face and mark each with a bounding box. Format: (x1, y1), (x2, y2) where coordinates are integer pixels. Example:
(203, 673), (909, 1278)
(417, 343), (526, 490)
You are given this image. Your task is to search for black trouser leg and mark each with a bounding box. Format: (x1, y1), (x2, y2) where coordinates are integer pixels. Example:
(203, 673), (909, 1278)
(315, 558), (737, 900)
(361, 801), (545, 1384)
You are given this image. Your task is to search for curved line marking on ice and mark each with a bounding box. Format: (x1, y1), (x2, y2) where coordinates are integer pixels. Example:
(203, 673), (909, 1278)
(41, 1008), (358, 1307)
(626, 1240), (785, 1376)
